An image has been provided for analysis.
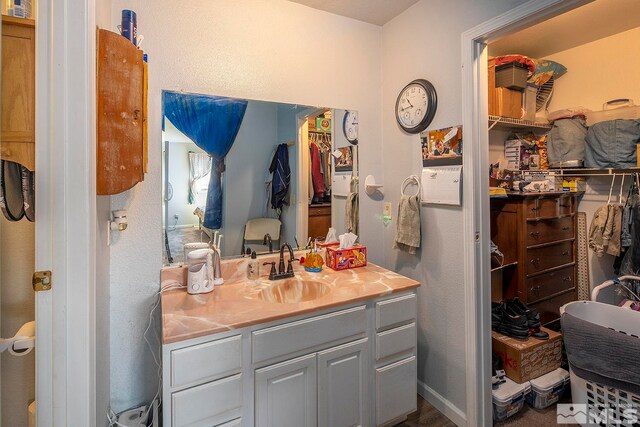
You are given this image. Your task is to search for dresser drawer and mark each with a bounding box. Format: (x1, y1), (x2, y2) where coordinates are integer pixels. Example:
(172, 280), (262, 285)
(526, 241), (573, 275)
(526, 197), (559, 220)
(171, 335), (242, 388)
(530, 290), (576, 324)
(559, 196), (575, 216)
(252, 305), (366, 363)
(376, 323), (416, 361)
(526, 217), (574, 246)
(525, 265), (575, 303)
(172, 374), (242, 427)
(376, 293), (416, 331)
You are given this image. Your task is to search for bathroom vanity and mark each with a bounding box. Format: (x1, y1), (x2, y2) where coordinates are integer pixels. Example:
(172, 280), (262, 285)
(161, 256), (420, 427)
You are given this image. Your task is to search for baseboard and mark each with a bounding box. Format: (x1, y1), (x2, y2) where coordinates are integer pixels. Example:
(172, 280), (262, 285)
(417, 379), (467, 426)
(168, 224), (199, 230)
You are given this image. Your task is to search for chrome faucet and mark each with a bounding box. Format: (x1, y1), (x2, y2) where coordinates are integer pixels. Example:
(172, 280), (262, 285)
(263, 233), (273, 253)
(263, 243), (296, 280)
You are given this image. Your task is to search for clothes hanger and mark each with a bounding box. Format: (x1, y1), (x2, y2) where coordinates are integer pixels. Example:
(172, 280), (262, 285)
(607, 173), (617, 206)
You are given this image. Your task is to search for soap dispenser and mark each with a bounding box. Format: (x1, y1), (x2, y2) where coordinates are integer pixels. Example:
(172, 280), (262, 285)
(247, 251), (259, 280)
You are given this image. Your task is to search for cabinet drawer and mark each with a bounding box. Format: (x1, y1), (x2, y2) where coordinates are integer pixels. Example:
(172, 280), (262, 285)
(526, 197), (560, 219)
(526, 217), (574, 246)
(252, 305), (366, 363)
(376, 293), (416, 331)
(526, 241), (573, 275)
(525, 266), (575, 303)
(171, 335), (242, 388)
(376, 323), (416, 361)
(376, 356), (417, 426)
(172, 374), (242, 427)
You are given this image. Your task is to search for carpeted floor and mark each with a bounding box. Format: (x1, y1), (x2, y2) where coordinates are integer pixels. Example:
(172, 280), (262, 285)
(163, 227), (208, 265)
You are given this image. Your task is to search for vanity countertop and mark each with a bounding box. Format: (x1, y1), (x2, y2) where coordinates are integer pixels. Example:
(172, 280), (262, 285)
(160, 258), (420, 344)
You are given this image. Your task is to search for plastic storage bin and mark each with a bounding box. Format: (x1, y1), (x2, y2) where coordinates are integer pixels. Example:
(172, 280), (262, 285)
(586, 99), (640, 126)
(526, 367), (570, 409)
(496, 62), (528, 90)
(493, 377), (531, 421)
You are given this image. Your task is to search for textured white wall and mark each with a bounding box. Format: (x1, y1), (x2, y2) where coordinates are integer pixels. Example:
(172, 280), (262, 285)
(381, 0), (528, 414)
(108, 0), (383, 412)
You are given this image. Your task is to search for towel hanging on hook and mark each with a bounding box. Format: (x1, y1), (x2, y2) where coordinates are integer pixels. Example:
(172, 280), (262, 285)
(394, 175), (422, 254)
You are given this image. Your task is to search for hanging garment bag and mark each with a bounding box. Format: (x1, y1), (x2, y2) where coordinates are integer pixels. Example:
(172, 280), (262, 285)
(0, 160), (25, 221)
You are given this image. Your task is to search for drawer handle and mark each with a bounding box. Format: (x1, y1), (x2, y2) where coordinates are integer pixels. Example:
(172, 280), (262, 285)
(531, 286), (541, 294)
(560, 204), (571, 208)
(563, 276), (572, 282)
(530, 258), (540, 266)
(530, 207), (539, 211)
(562, 251), (570, 256)
(529, 231), (540, 238)
(562, 226), (570, 231)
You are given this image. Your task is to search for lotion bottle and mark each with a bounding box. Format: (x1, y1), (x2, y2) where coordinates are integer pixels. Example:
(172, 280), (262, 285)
(247, 251), (259, 280)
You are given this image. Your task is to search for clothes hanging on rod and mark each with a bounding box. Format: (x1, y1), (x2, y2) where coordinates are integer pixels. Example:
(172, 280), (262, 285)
(309, 130), (332, 203)
(589, 174), (625, 257)
(618, 173), (640, 275)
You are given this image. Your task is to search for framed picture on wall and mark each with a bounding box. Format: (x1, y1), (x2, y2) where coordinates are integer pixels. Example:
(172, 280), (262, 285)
(335, 146), (354, 172)
(421, 125), (463, 167)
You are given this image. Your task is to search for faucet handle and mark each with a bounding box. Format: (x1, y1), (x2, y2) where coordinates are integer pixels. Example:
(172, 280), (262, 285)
(286, 258), (300, 273)
(263, 261), (277, 279)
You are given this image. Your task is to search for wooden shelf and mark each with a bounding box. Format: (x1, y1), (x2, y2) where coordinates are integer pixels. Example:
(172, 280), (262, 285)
(2, 15), (35, 27)
(488, 115), (552, 131)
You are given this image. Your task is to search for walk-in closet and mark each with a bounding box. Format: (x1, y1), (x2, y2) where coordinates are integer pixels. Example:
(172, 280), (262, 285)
(486, 0), (640, 424)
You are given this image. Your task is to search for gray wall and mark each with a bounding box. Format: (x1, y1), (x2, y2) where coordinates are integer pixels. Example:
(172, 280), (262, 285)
(380, 0), (528, 415)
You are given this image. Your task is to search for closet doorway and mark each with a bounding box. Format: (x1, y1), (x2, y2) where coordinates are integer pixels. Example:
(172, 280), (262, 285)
(459, 0), (640, 424)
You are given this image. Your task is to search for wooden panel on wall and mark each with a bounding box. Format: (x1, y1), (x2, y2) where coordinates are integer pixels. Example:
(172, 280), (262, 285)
(1, 16), (35, 171)
(96, 29), (144, 195)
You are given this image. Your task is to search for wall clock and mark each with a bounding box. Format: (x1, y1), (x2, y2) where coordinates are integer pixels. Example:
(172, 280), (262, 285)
(343, 110), (358, 145)
(395, 79), (437, 134)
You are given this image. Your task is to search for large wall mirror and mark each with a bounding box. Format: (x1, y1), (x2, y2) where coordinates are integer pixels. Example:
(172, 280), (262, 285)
(162, 91), (359, 265)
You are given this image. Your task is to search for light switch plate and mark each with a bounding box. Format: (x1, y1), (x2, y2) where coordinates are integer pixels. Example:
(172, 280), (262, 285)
(383, 202), (392, 226)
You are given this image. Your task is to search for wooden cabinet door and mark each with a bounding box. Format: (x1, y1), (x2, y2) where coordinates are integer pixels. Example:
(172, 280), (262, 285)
(96, 29), (144, 195)
(317, 338), (369, 427)
(255, 353), (317, 427)
(1, 17), (35, 170)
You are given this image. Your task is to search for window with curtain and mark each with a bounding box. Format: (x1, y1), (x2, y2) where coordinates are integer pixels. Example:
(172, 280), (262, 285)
(188, 151), (212, 207)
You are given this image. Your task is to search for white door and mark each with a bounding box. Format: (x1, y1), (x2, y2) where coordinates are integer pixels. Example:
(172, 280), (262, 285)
(317, 338), (368, 427)
(255, 353), (317, 427)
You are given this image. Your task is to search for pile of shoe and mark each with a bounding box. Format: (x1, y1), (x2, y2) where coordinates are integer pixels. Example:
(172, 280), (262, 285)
(491, 298), (549, 341)
(492, 352), (506, 389)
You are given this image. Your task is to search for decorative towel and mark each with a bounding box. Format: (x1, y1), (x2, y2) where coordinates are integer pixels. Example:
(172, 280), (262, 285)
(394, 186), (421, 254)
(345, 176), (359, 234)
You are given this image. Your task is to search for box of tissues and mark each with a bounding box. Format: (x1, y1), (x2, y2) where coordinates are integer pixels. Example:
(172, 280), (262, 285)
(326, 245), (367, 271)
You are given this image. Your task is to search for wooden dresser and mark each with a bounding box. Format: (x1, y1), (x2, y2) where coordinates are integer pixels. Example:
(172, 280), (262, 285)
(308, 203), (331, 240)
(491, 192), (581, 324)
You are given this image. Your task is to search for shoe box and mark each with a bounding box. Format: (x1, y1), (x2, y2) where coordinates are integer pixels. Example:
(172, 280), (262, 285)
(491, 327), (562, 383)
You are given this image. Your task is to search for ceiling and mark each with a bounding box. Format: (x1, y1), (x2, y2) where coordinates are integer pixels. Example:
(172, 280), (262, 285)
(287, 0), (419, 26)
(489, 0), (640, 58)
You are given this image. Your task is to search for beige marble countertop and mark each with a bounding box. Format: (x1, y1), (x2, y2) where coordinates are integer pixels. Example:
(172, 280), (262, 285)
(160, 255), (420, 344)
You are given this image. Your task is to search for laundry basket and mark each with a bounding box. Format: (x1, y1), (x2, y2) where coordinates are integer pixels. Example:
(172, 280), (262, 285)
(591, 275), (640, 306)
(562, 300), (640, 426)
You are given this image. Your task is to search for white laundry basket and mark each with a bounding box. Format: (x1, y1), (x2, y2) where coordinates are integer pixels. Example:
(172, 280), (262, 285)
(562, 300), (640, 426)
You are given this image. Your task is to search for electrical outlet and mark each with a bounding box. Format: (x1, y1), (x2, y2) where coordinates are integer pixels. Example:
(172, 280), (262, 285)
(174, 214), (179, 220)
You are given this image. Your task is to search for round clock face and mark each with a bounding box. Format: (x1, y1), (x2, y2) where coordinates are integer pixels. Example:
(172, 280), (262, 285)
(395, 79), (437, 134)
(343, 110), (358, 144)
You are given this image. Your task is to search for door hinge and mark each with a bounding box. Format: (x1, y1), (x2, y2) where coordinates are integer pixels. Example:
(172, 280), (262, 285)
(33, 271), (52, 292)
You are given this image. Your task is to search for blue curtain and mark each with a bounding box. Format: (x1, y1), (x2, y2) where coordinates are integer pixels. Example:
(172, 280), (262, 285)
(163, 91), (248, 229)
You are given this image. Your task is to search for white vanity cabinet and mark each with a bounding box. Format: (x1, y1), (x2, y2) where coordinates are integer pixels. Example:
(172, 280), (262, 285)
(162, 290), (417, 427)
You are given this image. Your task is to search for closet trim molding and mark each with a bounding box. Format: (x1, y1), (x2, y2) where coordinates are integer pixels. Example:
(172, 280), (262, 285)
(460, 0), (590, 425)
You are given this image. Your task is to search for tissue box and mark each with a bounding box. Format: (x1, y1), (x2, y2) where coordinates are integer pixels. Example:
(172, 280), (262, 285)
(326, 245), (367, 271)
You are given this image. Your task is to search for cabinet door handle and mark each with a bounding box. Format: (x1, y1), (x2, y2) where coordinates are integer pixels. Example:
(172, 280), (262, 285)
(133, 109), (141, 120)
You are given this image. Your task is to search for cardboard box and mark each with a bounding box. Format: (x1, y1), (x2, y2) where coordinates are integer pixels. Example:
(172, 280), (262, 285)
(326, 245), (367, 271)
(489, 58), (523, 119)
(492, 328), (562, 383)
